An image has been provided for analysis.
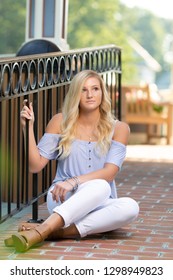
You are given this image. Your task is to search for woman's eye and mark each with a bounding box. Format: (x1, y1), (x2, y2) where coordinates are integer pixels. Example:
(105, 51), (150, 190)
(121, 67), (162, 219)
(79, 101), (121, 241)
(82, 88), (87, 93)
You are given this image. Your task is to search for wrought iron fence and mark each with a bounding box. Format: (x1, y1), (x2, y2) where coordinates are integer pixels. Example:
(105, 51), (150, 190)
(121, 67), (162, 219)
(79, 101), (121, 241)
(0, 44), (122, 223)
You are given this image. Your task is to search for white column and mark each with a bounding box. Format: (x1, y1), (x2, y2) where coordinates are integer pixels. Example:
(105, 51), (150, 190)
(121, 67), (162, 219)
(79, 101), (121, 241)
(54, 0), (69, 49)
(25, 0), (69, 50)
(34, 0), (43, 38)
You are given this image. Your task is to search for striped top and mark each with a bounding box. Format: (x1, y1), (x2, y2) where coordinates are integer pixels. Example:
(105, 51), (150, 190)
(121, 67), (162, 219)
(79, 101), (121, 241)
(37, 132), (126, 198)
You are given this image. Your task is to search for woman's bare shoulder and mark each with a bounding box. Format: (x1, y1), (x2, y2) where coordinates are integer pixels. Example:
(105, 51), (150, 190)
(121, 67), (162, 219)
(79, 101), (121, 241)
(45, 113), (63, 134)
(112, 120), (130, 145)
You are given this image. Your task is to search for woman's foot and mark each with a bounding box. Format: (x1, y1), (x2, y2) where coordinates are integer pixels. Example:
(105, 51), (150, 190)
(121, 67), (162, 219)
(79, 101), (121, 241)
(18, 221), (43, 232)
(4, 221), (79, 250)
(47, 224), (80, 240)
(4, 221), (43, 247)
(11, 225), (49, 252)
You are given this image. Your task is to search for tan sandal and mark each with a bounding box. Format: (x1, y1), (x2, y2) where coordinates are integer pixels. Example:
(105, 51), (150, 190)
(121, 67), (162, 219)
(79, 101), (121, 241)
(4, 221), (43, 247)
(18, 221), (43, 232)
(12, 225), (50, 252)
(4, 237), (13, 247)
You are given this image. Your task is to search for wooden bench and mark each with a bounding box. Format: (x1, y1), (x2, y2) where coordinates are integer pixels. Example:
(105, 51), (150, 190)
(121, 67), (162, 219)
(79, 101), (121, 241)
(122, 84), (172, 144)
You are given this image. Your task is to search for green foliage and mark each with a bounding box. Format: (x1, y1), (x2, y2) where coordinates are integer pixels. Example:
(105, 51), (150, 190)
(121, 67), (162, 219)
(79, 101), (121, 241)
(68, 0), (118, 48)
(68, 0), (136, 82)
(120, 7), (172, 85)
(152, 104), (163, 113)
(0, 0), (172, 84)
(68, 1), (172, 84)
(0, 0), (26, 54)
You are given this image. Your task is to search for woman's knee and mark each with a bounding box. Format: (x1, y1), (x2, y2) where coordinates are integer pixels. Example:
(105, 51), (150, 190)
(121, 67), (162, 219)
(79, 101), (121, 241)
(80, 179), (111, 201)
(92, 179), (111, 199)
(120, 197), (139, 221)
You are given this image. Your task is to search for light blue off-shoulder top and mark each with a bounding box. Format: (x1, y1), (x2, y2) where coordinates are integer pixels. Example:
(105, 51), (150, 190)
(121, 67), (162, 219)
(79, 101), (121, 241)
(37, 131), (126, 198)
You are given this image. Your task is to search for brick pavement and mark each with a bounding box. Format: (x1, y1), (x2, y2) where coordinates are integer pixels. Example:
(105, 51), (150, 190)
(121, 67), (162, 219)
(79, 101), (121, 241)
(0, 145), (173, 260)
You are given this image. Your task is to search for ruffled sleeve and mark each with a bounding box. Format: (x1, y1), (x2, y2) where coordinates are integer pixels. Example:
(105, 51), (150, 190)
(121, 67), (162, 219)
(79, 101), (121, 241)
(105, 140), (126, 170)
(37, 133), (60, 160)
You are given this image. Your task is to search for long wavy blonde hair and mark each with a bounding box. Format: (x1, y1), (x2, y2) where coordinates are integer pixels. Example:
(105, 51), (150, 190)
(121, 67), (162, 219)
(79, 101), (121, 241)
(58, 70), (115, 158)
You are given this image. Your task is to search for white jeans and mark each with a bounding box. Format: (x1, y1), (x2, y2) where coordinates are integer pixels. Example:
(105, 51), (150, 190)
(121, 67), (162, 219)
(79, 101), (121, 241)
(47, 179), (139, 237)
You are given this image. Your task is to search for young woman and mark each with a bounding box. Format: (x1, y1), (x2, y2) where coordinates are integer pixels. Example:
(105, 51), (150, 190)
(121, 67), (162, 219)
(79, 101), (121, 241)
(5, 70), (139, 252)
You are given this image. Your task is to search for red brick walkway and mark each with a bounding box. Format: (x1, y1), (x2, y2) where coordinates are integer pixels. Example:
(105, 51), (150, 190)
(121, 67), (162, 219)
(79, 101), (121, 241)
(0, 146), (173, 260)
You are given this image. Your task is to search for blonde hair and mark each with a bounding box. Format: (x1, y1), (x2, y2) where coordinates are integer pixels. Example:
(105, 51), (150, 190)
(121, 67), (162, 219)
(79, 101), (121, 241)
(58, 70), (115, 158)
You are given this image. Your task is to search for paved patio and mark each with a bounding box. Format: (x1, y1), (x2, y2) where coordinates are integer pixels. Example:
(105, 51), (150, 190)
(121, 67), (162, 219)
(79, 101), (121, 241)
(0, 145), (173, 260)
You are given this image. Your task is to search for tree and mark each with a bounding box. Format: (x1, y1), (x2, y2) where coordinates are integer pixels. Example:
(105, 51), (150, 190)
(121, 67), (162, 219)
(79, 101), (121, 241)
(0, 0), (26, 54)
(68, 1), (173, 85)
(68, 0), (136, 82)
(122, 6), (172, 86)
(0, 0), (171, 85)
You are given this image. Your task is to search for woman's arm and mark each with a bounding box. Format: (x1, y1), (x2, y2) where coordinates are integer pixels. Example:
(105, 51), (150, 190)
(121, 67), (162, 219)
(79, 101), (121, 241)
(21, 100), (62, 173)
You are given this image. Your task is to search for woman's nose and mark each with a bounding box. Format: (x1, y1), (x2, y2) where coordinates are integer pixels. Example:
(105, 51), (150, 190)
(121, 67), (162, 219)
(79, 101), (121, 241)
(86, 89), (93, 98)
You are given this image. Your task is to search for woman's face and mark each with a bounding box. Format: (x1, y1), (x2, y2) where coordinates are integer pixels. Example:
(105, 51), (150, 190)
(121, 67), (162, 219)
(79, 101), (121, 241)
(79, 77), (102, 112)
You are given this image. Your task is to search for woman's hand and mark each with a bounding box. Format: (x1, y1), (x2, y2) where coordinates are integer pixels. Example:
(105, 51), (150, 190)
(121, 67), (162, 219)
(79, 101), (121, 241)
(50, 180), (75, 203)
(20, 99), (35, 128)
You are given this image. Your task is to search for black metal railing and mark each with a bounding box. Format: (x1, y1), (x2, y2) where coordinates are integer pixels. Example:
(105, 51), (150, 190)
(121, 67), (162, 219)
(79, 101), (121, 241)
(0, 44), (122, 223)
